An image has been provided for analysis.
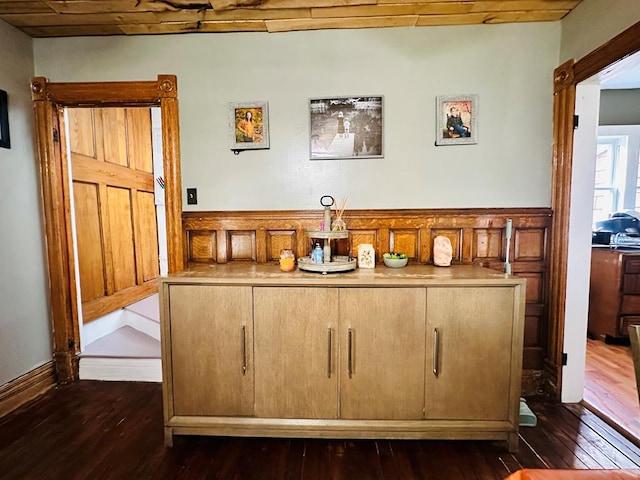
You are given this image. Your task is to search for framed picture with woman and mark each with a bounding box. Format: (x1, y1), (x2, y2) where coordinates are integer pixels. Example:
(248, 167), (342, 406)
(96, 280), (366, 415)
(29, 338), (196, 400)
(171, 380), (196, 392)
(229, 101), (269, 152)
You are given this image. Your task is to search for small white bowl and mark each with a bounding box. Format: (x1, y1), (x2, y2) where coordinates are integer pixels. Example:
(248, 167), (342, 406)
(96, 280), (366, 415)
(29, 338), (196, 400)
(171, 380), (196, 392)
(383, 254), (408, 268)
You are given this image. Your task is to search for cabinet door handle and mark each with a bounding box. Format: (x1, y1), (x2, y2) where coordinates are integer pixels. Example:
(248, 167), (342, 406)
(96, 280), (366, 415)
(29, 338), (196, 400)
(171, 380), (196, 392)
(241, 325), (247, 375)
(433, 328), (440, 377)
(348, 328), (354, 378)
(327, 327), (333, 378)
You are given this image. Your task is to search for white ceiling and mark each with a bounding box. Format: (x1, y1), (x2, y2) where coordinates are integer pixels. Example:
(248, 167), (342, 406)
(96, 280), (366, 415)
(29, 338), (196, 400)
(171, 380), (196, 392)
(600, 52), (640, 90)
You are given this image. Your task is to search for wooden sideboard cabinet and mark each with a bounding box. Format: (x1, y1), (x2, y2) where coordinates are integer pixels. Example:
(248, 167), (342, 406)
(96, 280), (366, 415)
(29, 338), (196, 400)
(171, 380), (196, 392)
(160, 264), (526, 452)
(589, 247), (640, 343)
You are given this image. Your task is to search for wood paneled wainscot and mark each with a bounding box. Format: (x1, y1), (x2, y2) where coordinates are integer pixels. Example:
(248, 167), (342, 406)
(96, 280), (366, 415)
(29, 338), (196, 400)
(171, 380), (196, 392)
(160, 263), (526, 452)
(183, 208), (551, 395)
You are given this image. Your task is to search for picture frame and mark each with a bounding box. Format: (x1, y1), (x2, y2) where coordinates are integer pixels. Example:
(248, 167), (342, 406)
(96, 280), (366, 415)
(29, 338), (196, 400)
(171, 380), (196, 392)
(435, 94), (478, 146)
(229, 101), (269, 152)
(0, 89), (10, 149)
(309, 96), (383, 160)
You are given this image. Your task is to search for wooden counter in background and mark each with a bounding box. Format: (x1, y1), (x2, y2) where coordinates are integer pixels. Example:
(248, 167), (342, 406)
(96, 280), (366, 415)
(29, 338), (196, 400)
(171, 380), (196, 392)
(589, 247), (640, 343)
(160, 263), (526, 451)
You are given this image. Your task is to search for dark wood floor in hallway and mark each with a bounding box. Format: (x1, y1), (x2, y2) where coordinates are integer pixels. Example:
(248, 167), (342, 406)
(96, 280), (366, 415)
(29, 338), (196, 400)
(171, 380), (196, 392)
(1, 381), (640, 480)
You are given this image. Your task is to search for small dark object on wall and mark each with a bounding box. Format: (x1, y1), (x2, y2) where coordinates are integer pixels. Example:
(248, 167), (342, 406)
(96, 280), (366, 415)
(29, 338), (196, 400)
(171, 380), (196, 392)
(0, 89), (10, 149)
(187, 188), (197, 205)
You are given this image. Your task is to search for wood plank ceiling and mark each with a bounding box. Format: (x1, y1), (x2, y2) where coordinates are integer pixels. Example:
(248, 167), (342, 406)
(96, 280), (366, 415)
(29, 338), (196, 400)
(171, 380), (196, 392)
(0, 0), (582, 37)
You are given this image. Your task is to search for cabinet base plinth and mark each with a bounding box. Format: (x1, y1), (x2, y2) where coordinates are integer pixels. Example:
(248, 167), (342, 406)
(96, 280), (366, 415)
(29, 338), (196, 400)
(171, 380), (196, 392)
(165, 417), (519, 451)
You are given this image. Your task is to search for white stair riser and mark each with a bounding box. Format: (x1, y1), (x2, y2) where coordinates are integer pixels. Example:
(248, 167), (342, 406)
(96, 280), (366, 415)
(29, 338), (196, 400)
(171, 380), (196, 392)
(122, 309), (160, 341)
(79, 358), (162, 382)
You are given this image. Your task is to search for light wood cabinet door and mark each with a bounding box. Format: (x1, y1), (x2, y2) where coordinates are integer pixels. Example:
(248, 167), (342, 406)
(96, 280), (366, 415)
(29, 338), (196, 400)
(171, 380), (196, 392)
(254, 287), (339, 419)
(339, 288), (426, 420)
(169, 285), (254, 416)
(425, 287), (515, 421)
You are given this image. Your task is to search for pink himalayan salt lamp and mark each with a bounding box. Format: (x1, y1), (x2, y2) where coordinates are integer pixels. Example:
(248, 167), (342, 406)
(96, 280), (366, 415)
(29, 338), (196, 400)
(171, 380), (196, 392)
(433, 235), (453, 267)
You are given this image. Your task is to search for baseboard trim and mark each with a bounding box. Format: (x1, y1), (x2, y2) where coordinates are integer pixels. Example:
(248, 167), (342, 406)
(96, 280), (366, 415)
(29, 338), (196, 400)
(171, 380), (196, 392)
(0, 362), (56, 419)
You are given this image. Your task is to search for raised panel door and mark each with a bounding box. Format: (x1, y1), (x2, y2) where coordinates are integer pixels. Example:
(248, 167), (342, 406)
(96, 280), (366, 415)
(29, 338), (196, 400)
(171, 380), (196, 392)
(254, 287), (339, 419)
(339, 288), (426, 420)
(68, 106), (159, 322)
(425, 287), (515, 421)
(169, 285), (254, 416)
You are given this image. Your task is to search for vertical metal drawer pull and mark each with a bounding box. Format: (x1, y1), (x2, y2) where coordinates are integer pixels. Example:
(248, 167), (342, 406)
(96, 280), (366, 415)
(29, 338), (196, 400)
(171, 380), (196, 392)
(241, 325), (247, 375)
(327, 327), (333, 378)
(433, 328), (440, 377)
(348, 328), (354, 378)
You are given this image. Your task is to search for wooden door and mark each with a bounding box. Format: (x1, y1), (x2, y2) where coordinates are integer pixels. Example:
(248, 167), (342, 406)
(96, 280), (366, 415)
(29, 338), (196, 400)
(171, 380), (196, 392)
(168, 285), (254, 416)
(69, 107), (159, 322)
(339, 288), (426, 420)
(254, 287), (339, 419)
(425, 287), (514, 421)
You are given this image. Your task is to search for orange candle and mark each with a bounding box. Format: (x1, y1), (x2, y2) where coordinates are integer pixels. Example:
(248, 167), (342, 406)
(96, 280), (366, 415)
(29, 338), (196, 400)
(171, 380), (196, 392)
(279, 250), (295, 272)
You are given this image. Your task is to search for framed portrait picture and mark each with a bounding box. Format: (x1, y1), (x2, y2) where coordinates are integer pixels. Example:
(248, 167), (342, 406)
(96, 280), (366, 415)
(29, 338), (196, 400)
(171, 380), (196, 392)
(309, 96), (383, 160)
(435, 94), (478, 146)
(229, 101), (269, 152)
(0, 89), (10, 149)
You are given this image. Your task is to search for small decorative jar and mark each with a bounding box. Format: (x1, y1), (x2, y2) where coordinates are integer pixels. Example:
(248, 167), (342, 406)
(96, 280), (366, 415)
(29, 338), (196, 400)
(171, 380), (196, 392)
(357, 243), (375, 269)
(279, 249), (296, 272)
(312, 243), (324, 264)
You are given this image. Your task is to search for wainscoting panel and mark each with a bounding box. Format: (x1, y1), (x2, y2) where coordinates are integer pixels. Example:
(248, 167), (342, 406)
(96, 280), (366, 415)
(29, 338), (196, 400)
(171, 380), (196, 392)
(183, 208), (552, 395)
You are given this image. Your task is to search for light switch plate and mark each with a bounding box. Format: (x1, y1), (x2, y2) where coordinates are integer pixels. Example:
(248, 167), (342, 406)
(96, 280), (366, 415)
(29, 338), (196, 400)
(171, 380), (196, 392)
(187, 188), (197, 205)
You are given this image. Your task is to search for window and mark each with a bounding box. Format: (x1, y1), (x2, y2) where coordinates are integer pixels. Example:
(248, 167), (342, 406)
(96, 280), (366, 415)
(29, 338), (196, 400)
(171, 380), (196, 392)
(593, 126), (640, 227)
(593, 138), (620, 224)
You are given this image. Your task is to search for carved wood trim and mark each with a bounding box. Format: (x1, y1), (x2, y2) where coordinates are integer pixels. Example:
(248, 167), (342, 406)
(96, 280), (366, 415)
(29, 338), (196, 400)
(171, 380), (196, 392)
(547, 64), (576, 398)
(573, 20), (640, 84)
(31, 75), (183, 384)
(31, 80), (77, 384)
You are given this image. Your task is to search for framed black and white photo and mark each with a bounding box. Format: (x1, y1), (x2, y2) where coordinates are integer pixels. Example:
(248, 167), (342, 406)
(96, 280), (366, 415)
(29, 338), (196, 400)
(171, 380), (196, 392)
(0, 89), (10, 149)
(309, 96), (383, 160)
(436, 94), (478, 146)
(229, 101), (269, 152)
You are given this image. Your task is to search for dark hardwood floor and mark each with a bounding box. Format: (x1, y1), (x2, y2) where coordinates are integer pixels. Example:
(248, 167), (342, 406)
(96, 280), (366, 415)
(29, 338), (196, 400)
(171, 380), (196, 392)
(1, 381), (640, 480)
(584, 338), (640, 442)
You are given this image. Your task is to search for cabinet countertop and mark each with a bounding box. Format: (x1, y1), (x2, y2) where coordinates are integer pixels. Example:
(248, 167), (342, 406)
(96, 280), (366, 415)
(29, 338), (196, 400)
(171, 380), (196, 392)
(161, 264), (525, 287)
(591, 246), (640, 255)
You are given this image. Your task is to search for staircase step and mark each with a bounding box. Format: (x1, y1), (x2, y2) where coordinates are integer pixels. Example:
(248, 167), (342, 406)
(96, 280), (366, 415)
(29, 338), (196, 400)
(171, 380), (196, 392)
(79, 326), (162, 382)
(81, 325), (160, 359)
(124, 293), (160, 323)
(79, 358), (161, 383)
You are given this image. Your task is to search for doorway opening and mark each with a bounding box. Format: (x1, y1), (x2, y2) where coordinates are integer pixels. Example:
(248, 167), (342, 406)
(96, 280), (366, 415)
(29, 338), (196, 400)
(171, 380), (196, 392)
(61, 105), (168, 381)
(564, 54), (640, 442)
(584, 124), (640, 441)
(31, 75), (183, 384)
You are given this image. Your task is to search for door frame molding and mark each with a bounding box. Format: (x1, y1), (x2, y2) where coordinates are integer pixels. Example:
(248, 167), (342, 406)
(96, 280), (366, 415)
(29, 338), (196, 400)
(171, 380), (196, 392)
(548, 21), (640, 397)
(30, 75), (184, 383)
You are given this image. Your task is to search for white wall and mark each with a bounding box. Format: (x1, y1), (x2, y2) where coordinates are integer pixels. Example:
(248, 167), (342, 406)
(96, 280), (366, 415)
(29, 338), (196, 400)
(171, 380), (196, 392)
(560, 0), (640, 63)
(34, 22), (559, 211)
(0, 21), (52, 385)
(600, 89), (640, 125)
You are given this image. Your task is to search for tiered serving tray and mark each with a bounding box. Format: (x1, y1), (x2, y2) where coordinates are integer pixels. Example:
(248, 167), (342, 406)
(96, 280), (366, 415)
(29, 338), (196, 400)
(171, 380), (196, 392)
(298, 230), (357, 274)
